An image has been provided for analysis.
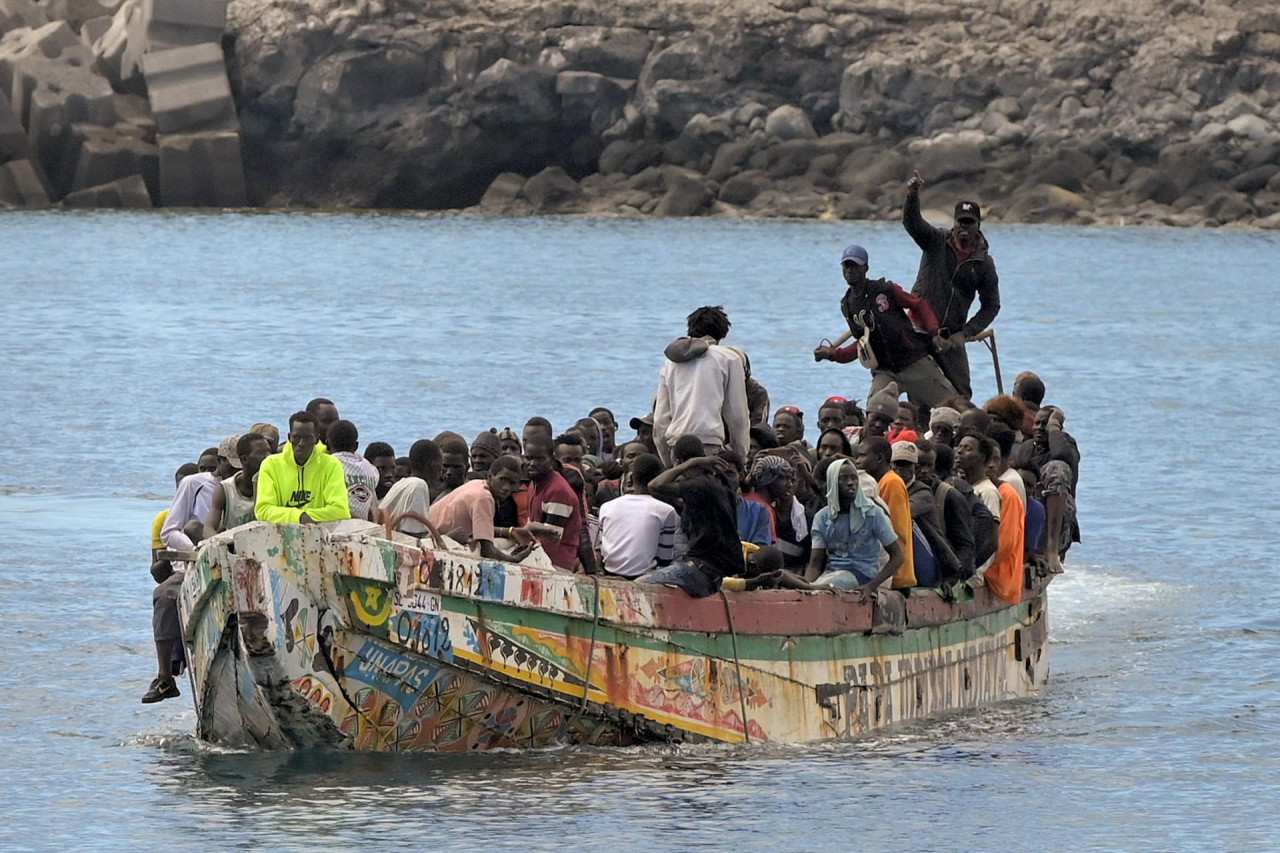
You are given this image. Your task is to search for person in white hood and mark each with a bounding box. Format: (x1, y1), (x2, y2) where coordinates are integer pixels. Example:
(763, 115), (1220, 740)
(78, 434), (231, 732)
(652, 305), (750, 467)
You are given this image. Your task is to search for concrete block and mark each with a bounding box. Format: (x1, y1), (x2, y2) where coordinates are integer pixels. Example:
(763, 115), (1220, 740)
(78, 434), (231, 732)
(61, 171), (150, 206)
(0, 0), (47, 35)
(119, 0), (225, 86)
(141, 42), (234, 133)
(110, 89), (152, 132)
(90, 0), (136, 90)
(145, 0), (224, 35)
(0, 87), (28, 160)
(59, 120), (155, 197)
(0, 156), (49, 205)
(13, 51), (114, 191)
(80, 14), (111, 46)
(41, 0), (121, 30)
(0, 20), (80, 95)
(157, 129), (242, 206)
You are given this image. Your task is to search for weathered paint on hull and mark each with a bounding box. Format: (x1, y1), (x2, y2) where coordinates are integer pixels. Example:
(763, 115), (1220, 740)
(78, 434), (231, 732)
(178, 522), (1050, 751)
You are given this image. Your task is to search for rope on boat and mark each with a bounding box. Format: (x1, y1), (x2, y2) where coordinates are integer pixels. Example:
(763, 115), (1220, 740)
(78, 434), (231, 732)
(568, 573), (602, 731)
(720, 589), (751, 744)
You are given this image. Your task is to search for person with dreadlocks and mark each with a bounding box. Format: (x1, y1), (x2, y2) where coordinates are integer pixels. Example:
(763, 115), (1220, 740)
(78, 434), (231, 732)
(804, 457), (904, 601)
(742, 453), (810, 569)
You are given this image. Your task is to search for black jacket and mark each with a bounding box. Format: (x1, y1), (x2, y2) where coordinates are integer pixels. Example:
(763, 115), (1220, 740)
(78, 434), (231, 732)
(903, 191), (1000, 339)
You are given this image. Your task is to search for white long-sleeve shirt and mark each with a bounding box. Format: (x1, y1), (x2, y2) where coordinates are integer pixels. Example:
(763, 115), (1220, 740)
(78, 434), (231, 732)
(652, 342), (750, 466)
(161, 472), (218, 551)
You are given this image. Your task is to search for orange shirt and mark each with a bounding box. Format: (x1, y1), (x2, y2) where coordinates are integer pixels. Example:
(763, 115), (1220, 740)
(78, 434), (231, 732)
(988, 481), (1026, 604)
(878, 470), (916, 588)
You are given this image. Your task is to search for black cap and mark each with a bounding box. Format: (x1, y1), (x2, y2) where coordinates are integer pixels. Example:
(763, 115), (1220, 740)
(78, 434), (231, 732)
(955, 200), (981, 223)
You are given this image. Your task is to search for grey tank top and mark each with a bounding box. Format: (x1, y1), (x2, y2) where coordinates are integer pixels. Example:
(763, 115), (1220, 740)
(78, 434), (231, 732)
(221, 476), (257, 529)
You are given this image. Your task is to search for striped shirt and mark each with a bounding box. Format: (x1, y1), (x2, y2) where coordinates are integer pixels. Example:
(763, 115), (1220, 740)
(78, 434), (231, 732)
(528, 470), (583, 570)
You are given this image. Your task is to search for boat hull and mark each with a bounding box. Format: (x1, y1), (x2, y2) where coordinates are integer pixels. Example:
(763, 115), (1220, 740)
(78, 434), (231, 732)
(178, 522), (1050, 750)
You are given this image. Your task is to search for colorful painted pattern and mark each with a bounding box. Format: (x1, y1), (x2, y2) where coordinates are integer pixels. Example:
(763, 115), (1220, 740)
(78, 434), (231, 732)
(179, 521), (1051, 751)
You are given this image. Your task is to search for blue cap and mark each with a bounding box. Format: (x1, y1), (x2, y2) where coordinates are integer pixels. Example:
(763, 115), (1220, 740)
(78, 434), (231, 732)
(841, 244), (868, 267)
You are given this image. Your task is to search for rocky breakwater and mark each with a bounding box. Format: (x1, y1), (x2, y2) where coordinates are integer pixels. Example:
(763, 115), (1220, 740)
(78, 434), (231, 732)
(0, 0), (246, 208)
(220, 0), (1280, 226)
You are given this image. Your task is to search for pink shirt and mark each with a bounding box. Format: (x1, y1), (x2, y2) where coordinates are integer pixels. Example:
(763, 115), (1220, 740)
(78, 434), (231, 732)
(428, 479), (496, 543)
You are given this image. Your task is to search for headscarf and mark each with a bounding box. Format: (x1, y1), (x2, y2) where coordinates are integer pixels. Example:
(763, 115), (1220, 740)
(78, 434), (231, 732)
(748, 454), (793, 490)
(826, 457), (877, 535)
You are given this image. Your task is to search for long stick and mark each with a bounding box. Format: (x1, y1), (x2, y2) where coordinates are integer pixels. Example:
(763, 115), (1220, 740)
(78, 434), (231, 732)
(974, 330), (1004, 395)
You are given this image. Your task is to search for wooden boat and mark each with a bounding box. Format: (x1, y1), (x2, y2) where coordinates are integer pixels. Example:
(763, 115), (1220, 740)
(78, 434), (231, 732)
(177, 519), (1052, 751)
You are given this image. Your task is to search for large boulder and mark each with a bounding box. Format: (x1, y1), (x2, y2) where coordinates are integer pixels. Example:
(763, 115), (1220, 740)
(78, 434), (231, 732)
(907, 132), (987, 182)
(478, 171), (526, 212)
(764, 104), (816, 141)
(597, 137), (660, 175)
(653, 166), (713, 216)
(521, 165), (583, 213)
(554, 26), (651, 79)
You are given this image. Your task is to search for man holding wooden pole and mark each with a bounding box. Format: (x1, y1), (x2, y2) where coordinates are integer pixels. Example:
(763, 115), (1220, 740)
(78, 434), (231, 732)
(812, 244), (957, 410)
(901, 171), (1001, 399)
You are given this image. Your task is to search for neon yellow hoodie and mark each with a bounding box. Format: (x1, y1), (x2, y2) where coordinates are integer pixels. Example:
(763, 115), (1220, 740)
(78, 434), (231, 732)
(255, 441), (352, 524)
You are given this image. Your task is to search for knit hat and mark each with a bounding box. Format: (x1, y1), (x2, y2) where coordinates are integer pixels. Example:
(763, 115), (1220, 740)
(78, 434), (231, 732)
(866, 383), (900, 417)
(929, 406), (961, 430)
(471, 429), (501, 456)
(890, 442), (919, 464)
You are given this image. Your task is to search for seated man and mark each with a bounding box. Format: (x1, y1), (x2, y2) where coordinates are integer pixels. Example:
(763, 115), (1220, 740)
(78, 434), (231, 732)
(523, 437), (585, 571)
(203, 432), (272, 538)
(383, 439), (442, 536)
(255, 411), (352, 525)
(638, 435), (744, 598)
(854, 436), (916, 589)
(142, 446), (228, 705)
(717, 448), (772, 547)
(327, 419), (382, 522)
(597, 454), (679, 578)
(363, 441), (397, 500)
(803, 458), (904, 600)
(429, 456), (535, 562)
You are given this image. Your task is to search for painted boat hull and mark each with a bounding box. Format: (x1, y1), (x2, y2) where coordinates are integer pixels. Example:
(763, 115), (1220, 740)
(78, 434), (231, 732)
(178, 521), (1051, 751)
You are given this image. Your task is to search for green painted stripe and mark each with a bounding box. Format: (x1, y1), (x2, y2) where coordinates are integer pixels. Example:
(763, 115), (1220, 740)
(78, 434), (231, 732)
(444, 595), (1038, 663)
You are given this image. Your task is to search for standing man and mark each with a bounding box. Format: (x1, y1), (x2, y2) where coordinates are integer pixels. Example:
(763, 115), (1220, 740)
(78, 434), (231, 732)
(255, 411), (352, 525)
(902, 171), (1000, 399)
(652, 305), (751, 467)
(814, 245), (957, 411)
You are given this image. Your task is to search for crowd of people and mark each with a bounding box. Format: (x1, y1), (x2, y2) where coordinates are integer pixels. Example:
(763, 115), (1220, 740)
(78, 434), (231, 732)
(140, 174), (1081, 704)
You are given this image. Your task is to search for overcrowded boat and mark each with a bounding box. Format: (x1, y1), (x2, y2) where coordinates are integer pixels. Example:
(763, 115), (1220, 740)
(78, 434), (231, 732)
(176, 516), (1052, 750)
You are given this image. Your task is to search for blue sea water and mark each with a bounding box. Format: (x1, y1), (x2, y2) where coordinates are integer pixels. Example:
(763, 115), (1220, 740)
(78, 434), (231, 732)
(1, 210), (1277, 850)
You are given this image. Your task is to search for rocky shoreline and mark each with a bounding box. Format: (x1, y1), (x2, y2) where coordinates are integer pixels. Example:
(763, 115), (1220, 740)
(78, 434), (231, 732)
(5, 0), (1280, 227)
